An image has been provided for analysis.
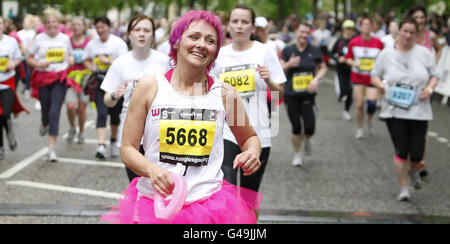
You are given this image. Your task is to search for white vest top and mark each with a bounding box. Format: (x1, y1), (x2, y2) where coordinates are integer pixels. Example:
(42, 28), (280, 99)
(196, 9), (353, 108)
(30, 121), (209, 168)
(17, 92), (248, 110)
(137, 72), (225, 203)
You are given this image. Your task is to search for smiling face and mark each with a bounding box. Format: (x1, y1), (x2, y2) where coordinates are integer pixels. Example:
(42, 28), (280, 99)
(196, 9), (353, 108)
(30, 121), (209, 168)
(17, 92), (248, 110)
(295, 24), (311, 46)
(45, 15), (59, 37)
(228, 8), (254, 44)
(95, 21), (110, 42)
(129, 19), (153, 49)
(174, 20), (218, 71)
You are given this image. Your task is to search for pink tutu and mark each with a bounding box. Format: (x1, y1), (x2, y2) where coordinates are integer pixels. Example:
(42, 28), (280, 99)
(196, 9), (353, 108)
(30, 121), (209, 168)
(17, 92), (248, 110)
(102, 177), (262, 224)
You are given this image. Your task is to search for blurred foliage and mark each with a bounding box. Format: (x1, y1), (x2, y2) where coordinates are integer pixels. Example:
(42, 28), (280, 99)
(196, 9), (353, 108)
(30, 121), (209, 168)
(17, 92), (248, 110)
(13, 0), (450, 21)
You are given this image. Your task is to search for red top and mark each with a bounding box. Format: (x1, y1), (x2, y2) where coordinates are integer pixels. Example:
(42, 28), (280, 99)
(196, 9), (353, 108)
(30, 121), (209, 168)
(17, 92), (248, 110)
(346, 35), (384, 85)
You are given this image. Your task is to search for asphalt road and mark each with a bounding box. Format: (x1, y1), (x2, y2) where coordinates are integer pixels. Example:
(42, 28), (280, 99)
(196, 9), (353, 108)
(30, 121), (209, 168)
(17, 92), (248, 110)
(0, 70), (449, 224)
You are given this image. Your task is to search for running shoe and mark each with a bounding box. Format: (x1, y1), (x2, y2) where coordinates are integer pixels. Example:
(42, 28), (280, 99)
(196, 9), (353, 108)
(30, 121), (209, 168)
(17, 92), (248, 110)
(110, 141), (120, 158)
(342, 111), (352, 121)
(292, 152), (304, 167)
(397, 187), (411, 202)
(409, 170), (423, 190)
(48, 150), (58, 163)
(77, 133), (85, 144)
(39, 124), (49, 137)
(96, 144), (108, 159)
(418, 161), (428, 180)
(66, 127), (76, 144)
(355, 128), (364, 139)
(6, 120), (17, 151)
(34, 101), (41, 110)
(304, 138), (312, 156)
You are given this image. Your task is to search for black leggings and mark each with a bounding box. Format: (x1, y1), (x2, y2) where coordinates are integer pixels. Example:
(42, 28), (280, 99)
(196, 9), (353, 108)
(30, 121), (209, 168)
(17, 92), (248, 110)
(385, 118), (428, 163)
(0, 88), (14, 148)
(336, 65), (353, 111)
(221, 139), (270, 192)
(95, 88), (123, 128)
(39, 81), (67, 136)
(285, 95), (316, 135)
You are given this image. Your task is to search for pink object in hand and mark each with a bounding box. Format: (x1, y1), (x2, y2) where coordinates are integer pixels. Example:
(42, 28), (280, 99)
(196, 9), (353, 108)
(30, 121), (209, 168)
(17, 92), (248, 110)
(154, 173), (187, 221)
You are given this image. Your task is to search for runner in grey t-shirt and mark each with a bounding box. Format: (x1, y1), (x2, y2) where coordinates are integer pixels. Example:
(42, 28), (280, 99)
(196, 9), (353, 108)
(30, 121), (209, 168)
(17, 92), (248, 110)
(371, 18), (439, 202)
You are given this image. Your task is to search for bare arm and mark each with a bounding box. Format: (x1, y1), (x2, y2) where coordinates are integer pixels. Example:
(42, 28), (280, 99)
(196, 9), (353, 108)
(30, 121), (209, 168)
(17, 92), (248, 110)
(120, 75), (174, 196)
(222, 84), (262, 176)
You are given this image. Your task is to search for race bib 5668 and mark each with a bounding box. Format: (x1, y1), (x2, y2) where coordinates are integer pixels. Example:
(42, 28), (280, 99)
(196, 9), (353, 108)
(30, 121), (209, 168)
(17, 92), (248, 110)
(159, 108), (217, 167)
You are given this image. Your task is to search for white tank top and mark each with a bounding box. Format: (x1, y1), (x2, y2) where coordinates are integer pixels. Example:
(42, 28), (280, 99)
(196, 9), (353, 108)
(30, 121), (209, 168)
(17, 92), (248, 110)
(137, 72), (225, 203)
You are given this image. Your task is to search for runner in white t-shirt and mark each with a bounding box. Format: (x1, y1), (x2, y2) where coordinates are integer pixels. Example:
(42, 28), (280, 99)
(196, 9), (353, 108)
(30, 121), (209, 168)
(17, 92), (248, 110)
(215, 4), (286, 212)
(27, 8), (74, 162)
(83, 16), (129, 160)
(101, 15), (170, 182)
(0, 17), (27, 159)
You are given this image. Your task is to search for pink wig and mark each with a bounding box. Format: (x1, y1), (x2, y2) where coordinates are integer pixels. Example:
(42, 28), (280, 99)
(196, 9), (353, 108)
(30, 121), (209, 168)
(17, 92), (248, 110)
(169, 10), (223, 73)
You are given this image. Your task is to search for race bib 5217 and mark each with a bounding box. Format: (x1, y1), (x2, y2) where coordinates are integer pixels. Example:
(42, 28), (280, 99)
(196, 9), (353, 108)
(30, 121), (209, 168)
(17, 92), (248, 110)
(159, 108), (217, 166)
(220, 64), (256, 94)
(45, 48), (65, 63)
(292, 72), (313, 92)
(389, 84), (416, 109)
(0, 56), (9, 73)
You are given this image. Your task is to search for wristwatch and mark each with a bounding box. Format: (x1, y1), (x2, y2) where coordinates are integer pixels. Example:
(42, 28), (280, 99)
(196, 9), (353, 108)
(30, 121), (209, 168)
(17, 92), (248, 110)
(425, 87), (434, 95)
(110, 92), (116, 101)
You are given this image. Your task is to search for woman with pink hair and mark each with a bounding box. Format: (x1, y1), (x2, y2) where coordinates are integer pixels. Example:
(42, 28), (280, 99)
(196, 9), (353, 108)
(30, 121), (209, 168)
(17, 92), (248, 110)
(102, 10), (262, 224)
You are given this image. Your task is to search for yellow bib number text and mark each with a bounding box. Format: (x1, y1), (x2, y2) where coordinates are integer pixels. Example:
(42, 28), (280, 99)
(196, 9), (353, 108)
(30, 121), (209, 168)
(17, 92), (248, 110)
(160, 119), (216, 166)
(358, 58), (374, 71)
(45, 48), (65, 63)
(292, 73), (313, 92)
(0, 57), (9, 73)
(220, 69), (255, 94)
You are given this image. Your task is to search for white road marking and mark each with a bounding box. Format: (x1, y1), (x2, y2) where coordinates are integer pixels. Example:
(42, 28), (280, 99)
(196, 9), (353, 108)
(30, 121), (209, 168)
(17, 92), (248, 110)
(437, 137), (449, 144)
(6, 180), (122, 199)
(0, 147), (49, 180)
(61, 120), (95, 139)
(58, 157), (124, 168)
(428, 131), (439, 137)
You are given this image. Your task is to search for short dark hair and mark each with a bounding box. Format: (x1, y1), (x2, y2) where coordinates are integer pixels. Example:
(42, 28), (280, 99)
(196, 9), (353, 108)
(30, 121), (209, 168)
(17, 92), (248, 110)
(298, 21), (313, 31)
(127, 14), (155, 38)
(230, 3), (256, 26)
(408, 5), (427, 18)
(359, 15), (373, 26)
(399, 16), (419, 32)
(94, 16), (111, 27)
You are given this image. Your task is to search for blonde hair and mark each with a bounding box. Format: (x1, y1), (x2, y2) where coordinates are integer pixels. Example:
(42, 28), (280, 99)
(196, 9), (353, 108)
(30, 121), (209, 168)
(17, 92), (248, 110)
(43, 7), (62, 23)
(23, 14), (34, 30)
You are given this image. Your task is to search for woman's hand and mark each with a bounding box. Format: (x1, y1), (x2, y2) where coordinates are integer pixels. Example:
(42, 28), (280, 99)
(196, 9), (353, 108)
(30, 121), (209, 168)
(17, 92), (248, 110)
(233, 150), (261, 176)
(148, 165), (174, 197)
(419, 87), (433, 101)
(39, 61), (50, 69)
(257, 64), (271, 84)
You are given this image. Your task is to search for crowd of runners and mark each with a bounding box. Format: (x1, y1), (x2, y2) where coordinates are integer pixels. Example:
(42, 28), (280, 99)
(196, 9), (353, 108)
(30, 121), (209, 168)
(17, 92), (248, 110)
(0, 3), (449, 223)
